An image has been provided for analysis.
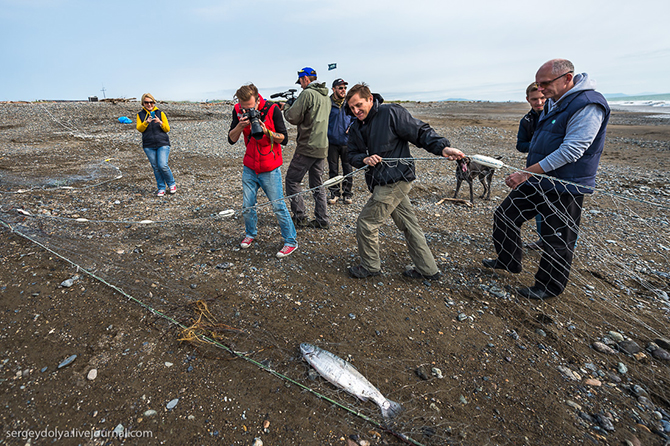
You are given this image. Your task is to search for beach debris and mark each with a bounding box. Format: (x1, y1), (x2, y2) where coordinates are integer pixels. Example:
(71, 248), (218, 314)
(118, 117), (132, 124)
(471, 154), (504, 169)
(300, 343), (403, 418)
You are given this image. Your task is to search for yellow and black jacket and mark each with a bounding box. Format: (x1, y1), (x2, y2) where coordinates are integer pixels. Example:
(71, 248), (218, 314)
(136, 108), (170, 148)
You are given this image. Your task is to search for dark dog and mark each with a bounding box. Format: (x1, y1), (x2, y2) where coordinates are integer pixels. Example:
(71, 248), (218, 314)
(453, 156), (497, 203)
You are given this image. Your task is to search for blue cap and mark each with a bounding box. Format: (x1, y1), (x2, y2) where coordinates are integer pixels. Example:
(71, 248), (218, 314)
(296, 67), (317, 84)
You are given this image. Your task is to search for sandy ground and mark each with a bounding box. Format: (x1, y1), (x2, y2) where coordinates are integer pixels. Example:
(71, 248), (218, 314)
(1, 100), (670, 446)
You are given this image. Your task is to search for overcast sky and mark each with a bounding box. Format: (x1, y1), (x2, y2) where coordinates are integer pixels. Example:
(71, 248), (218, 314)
(1, 0), (668, 102)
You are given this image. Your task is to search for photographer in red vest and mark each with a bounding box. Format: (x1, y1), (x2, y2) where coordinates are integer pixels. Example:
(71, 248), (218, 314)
(228, 84), (297, 258)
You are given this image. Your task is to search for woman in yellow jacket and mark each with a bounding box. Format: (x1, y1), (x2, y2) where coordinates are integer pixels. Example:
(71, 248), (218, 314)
(136, 93), (176, 196)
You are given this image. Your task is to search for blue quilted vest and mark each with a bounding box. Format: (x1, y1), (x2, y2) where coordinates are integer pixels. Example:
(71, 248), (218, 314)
(527, 90), (610, 194)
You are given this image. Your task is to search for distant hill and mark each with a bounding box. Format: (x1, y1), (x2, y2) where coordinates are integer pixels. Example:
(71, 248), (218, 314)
(605, 92), (670, 101)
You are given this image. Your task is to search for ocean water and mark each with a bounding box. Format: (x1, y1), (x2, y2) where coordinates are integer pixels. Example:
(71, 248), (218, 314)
(607, 93), (670, 114)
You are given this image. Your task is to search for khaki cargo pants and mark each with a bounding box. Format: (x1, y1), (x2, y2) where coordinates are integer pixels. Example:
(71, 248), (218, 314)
(356, 181), (438, 276)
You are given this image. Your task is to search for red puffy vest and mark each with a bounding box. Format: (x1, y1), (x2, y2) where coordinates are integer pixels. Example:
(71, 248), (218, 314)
(234, 95), (283, 174)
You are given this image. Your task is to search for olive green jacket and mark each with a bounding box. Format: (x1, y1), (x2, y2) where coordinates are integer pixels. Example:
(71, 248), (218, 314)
(283, 82), (330, 158)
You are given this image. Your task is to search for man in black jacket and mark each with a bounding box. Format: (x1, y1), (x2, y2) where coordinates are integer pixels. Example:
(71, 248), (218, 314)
(517, 82), (546, 250)
(516, 82), (546, 153)
(345, 83), (464, 279)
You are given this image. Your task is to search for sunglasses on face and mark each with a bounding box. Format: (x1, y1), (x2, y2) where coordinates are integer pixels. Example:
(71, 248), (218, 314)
(143, 101), (155, 105)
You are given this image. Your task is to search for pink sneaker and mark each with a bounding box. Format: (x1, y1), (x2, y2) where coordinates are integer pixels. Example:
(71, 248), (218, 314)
(240, 236), (254, 249)
(156, 189), (166, 197)
(168, 185), (177, 194)
(276, 245), (297, 258)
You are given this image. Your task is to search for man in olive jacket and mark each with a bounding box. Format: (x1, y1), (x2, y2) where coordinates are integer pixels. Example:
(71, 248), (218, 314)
(283, 67), (331, 229)
(346, 83), (464, 279)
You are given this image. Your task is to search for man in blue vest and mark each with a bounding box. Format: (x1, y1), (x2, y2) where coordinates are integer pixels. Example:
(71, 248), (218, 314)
(483, 59), (610, 300)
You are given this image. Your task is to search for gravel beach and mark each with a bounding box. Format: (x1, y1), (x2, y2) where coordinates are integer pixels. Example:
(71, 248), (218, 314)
(1, 100), (669, 445)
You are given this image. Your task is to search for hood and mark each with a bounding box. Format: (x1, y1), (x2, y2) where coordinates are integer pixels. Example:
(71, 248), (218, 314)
(306, 81), (329, 96)
(554, 72), (596, 105)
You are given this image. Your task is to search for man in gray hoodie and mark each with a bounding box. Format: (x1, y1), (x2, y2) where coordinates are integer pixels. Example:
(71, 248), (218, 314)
(483, 59), (610, 300)
(283, 67), (331, 229)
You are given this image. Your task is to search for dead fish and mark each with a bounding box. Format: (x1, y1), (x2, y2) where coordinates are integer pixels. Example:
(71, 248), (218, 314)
(300, 343), (403, 418)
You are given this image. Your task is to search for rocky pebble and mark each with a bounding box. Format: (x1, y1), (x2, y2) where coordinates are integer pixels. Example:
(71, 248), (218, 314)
(166, 398), (179, 410)
(607, 331), (624, 342)
(618, 340), (641, 355)
(557, 365), (580, 381)
(86, 368), (97, 380)
(57, 354), (77, 369)
(592, 342), (616, 354)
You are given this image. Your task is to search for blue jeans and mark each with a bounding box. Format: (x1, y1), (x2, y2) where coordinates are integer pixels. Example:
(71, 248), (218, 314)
(242, 165), (297, 246)
(143, 146), (175, 191)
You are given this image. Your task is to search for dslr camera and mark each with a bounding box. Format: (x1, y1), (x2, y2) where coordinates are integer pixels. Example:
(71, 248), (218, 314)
(271, 89), (298, 107)
(243, 108), (264, 140)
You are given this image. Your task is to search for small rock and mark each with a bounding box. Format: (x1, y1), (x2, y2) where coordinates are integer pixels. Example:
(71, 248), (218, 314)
(606, 371), (622, 383)
(633, 384), (649, 397)
(262, 420), (270, 429)
(655, 338), (670, 351)
(166, 398), (179, 410)
(359, 441), (370, 446)
(583, 378), (602, 387)
(607, 331), (624, 342)
(535, 329), (547, 337)
(566, 400), (582, 411)
(58, 354), (77, 369)
(592, 342), (616, 354)
(661, 420), (670, 432)
(216, 262), (232, 270)
(595, 413), (615, 431)
(252, 438), (263, 446)
(457, 313), (467, 322)
(617, 362), (628, 374)
(633, 351), (648, 362)
(459, 395), (468, 404)
(348, 313), (356, 319)
(188, 415), (195, 420)
(618, 340), (641, 355)
(651, 347), (670, 361)
(429, 402), (440, 412)
(87, 369), (97, 380)
(431, 367), (443, 379)
(144, 410), (157, 417)
(113, 424), (124, 436)
(579, 412), (594, 423)
(59, 277), (77, 288)
(558, 365), (581, 381)
(165, 362), (173, 367)
(415, 365), (430, 380)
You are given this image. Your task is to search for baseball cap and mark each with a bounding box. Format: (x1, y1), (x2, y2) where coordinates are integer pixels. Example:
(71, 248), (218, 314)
(332, 78), (348, 88)
(296, 67), (317, 84)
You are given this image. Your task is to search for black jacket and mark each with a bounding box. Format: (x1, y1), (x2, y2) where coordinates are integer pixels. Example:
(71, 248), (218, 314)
(348, 94), (450, 192)
(516, 108), (540, 153)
